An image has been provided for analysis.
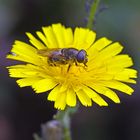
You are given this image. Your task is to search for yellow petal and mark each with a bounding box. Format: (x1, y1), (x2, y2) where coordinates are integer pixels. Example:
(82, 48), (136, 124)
(84, 84), (120, 103)
(54, 92), (67, 110)
(7, 54), (42, 65)
(66, 87), (76, 107)
(7, 64), (43, 78)
(7, 41), (43, 65)
(8, 66), (27, 78)
(26, 32), (46, 49)
(103, 88), (120, 103)
(88, 42), (124, 67)
(32, 78), (58, 93)
(63, 28), (73, 46)
(87, 37), (112, 59)
(42, 25), (58, 48)
(59, 82), (69, 92)
(17, 77), (41, 87)
(85, 30), (96, 46)
(76, 89), (92, 106)
(36, 31), (49, 47)
(73, 28), (96, 50)
(106, 55), (133, 68)
(114, 68), (137, 83)
(97, 42), (123, 60)
(90, 37), (112, 51)
(82, 85), (108, 106)
(122, 68), (137, 78)
(13, 40), (37, 53)
(99, 81), (134, 95)
(52, 24), (65, 48)
(48, 85), (60, 101)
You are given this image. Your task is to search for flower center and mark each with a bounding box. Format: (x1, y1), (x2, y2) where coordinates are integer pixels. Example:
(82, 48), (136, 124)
(52, 64), (87, 84)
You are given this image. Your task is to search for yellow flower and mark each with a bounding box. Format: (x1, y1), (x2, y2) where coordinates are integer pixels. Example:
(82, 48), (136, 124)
(7, 23), (137, 110)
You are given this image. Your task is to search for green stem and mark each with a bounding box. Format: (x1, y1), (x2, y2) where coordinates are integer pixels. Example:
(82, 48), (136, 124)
(33, 133), (42, 140)
(86, 0), (100, 29)
(54, 107), (78, 140)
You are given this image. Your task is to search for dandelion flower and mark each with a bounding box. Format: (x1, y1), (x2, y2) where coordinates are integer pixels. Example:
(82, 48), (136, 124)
(7, 23), (137, 110)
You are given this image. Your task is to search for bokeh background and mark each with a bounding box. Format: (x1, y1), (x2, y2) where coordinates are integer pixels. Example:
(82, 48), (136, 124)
(0, 0), (140, 140)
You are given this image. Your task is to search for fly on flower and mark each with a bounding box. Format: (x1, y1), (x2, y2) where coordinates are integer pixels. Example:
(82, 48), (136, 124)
(7, 23), (137, 110)
(37, 48), (88, 69)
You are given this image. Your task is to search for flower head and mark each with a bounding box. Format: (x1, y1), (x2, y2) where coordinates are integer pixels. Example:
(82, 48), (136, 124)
(7, 23), (137, 110)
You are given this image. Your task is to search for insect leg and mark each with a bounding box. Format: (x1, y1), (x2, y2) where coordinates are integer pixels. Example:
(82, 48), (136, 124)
(75, 61), (78, 66)
(67, 64), (71, 72)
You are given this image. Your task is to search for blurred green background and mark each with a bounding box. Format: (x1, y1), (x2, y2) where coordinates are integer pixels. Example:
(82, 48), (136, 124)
(0, 0), (140, 140)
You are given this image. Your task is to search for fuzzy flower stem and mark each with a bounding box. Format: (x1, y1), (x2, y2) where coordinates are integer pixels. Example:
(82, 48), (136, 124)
(54, 107), (78, 140)
(87, 0), (100, 29)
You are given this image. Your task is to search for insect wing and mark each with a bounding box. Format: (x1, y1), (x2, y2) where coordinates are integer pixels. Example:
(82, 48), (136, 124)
(37, 48), (61, 57)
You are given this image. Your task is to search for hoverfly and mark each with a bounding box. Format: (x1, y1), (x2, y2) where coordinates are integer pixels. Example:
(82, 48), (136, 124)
(37, 48), (88, 69)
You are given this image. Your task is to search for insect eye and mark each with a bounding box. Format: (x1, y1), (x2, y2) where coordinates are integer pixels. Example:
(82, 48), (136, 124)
(77, 50), (86, 63)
